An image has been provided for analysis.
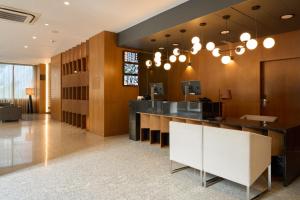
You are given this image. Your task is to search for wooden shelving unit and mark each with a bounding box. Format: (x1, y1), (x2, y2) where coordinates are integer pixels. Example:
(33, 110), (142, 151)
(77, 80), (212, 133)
(61, 42), (89, 129)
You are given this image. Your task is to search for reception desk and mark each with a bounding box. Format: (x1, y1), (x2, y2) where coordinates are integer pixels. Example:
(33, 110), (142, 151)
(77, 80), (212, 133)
(129, 100), (300, 186)
(128, 100), (219, 140)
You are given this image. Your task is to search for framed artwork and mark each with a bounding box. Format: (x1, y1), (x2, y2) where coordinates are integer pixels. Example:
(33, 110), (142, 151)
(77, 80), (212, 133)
(123, 51), (139, 86)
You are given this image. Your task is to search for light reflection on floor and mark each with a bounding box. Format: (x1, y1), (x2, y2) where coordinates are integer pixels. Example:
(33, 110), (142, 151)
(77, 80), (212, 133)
(0, 114), (102, 175)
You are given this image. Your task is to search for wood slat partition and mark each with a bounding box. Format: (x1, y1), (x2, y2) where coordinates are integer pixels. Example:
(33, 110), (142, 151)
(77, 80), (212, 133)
(51, 31), (139, 135)
(60, 41), (89, 129)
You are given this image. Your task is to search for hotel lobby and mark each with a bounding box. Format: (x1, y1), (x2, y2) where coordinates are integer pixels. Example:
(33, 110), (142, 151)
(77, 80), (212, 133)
(0, 0), (300, 199)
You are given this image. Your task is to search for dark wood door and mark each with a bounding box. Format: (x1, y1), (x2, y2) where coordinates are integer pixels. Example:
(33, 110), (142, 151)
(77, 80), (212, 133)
(261, 57), (300, 124)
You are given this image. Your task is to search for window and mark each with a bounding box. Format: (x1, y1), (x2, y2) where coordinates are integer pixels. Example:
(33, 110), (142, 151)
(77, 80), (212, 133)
(0, 64), (13, 99)
(0, 63), (35, 100)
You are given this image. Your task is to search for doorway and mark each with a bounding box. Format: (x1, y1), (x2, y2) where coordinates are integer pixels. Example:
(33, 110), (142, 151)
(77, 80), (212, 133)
(260, 57), (300, 124)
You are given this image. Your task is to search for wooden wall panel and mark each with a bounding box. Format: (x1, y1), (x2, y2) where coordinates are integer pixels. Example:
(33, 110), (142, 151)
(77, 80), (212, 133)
(50, 54), (62, 120)
(88, 32), (105, 135)
(88, 31), (139, 136)
(36, 64), (46, 113)
(103, 32), (139, 136)
(167, 30), (300, 118)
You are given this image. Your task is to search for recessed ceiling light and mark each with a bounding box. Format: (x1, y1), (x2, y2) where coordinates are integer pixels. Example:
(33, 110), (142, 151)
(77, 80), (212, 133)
(64, 1), (70, 6)
(44, 23), (49, 26)
(158, 47), (165, 50)
(172, 43), (179, 46)
(221, 30), (230, 35)
(32, 36), (37, 40)
(281, 14), (295, 20)
(24, 45), (28, 49)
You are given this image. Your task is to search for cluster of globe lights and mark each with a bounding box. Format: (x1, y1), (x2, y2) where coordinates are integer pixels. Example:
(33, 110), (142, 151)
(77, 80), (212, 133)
(192, 32), (275, 65)
(214, 32), (275, 64)
(145, 32), (275, 68)
(145, 47), (188, 70)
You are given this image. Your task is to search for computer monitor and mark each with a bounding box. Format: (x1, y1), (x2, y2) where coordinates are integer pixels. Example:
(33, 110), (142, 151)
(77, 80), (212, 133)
(149, 82), (164, 96)
(181, 80), (201, 95)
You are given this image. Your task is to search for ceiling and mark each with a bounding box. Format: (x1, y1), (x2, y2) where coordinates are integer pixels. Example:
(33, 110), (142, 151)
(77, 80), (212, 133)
(122, 0), (300, 51)
(0, 0), (188, 65)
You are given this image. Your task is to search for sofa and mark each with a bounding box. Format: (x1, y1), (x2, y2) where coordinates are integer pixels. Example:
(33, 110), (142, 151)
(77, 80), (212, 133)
(0, 103), (22, 122)
(170, 121), (272, 200)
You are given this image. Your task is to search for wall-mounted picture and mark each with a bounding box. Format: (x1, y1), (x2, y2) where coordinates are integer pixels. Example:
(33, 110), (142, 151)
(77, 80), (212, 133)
(124, 63), (138, 75)
(124, 51), (139, 63)
(123, 51), (139, 86)
(124, 75), (138, 86)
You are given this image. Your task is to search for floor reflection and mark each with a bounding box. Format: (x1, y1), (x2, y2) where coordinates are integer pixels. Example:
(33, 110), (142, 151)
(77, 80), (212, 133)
(0, 114), (102, 175)
(0, 129), (32, 169)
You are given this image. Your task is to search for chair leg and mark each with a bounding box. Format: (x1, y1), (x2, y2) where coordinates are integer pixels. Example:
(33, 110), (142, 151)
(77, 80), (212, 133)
(203, 171), (223, 187)
(200, 170), (203, 187)
(246, 186), (250, 200)
(246, 165), (271, 200)
(203, 171), (207, 187)
(169, 160), (189, 174)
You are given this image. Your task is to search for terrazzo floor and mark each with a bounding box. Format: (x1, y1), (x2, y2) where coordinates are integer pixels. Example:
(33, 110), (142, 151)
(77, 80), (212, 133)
(0, 115), (299, 200)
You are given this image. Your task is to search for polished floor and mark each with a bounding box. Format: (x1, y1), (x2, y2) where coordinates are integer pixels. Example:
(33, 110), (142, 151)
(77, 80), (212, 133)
(0, 115), (299, 200)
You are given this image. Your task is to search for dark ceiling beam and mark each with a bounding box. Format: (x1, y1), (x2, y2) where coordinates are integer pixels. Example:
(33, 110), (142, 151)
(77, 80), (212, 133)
(118, 0), (246, 47)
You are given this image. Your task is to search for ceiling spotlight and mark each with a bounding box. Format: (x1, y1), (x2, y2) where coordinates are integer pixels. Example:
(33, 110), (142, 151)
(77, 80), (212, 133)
(221, 30), (230, 35)
(44, 23), (49, 26)
(169, 55), (177, 63)
(240, 32), (251, 42)
(164, 63), (171, 70)
(263, 37), (275, 49)
(206, 42), (215, 51)
(64, 1), (70, 5)
(173, 48), (180, 56)
(235, 45), (246, 55)
(212, 48), (221, 57)
(32, 36), (37, 40)
(191, 36), (200, 44)
(172, 43), (179, 46)
(221, 55), (231, 64)
(179, 54), (187, 62)
(24, 45), (28, 49)
(145, 60), (152, 67)
(246, 39), (258, 50)
(281, 14), (295, 20)
(158, 47), (165, 50)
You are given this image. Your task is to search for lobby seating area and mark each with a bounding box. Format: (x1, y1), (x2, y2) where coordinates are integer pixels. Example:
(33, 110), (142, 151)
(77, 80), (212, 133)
(170, 122), (272, 200)
(0, 103), (22, 122)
